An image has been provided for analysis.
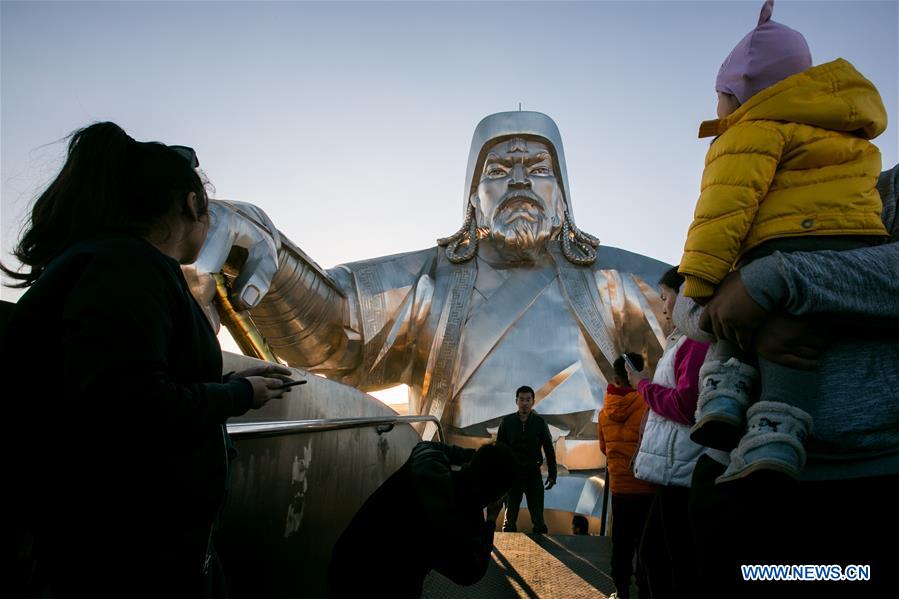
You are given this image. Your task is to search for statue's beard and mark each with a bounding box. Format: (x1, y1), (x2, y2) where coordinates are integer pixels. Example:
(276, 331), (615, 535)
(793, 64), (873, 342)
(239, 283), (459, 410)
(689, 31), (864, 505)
(487, 194), (558, 262)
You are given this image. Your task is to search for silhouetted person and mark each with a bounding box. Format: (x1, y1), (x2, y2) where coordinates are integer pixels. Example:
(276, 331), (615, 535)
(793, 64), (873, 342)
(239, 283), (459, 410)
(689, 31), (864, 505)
(327, 442), (517, 598)
(2, 122), (292, 597)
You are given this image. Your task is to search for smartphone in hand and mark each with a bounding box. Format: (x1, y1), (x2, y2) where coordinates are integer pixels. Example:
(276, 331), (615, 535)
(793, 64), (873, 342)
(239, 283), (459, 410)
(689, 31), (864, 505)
(622, 353), (638, 372)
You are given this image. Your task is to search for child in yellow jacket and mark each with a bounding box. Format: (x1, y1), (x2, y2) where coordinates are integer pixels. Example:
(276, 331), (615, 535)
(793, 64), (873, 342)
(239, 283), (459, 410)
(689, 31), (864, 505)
(678, 0), (888, 483)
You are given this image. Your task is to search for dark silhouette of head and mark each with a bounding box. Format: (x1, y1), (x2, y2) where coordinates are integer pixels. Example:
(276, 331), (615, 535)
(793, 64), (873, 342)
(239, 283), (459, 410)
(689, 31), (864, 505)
(2, 121), (207, 287)
(464, 442), (518, 508)
(516, 385), (535, 398)
(571, 514), (589, 535)
(613, 352), (645, 386)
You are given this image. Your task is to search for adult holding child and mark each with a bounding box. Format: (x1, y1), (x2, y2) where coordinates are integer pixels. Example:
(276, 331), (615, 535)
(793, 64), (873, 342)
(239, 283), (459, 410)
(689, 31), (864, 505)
(670, 0), (897, 593)
(678, 0), (888, 485)
(2, 122), (294, 596)
(685, 165), (899, 598)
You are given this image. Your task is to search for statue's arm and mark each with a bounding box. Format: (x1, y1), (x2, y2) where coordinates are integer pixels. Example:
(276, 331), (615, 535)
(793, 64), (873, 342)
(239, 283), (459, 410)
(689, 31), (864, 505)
(195, 200), (359, 376)
(195, 201), (435, 386)
(249, 235), (360, 376)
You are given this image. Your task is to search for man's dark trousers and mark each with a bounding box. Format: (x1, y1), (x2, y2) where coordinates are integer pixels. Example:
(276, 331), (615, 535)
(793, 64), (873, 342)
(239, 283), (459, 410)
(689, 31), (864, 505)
(503, 468), (546, 533)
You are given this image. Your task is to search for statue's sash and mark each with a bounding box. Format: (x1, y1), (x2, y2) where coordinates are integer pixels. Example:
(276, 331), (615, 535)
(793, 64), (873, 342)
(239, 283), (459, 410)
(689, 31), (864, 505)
(548, 244), (619, 368)
(419, 250), (476, 439)
(348, 248), (436, 389)
(352, 263), (391, 387)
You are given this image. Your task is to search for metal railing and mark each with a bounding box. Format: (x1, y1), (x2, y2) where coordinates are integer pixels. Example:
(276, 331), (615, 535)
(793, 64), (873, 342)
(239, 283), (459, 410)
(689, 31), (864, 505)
(227, 414), (445, 443)
(599, 467), (610, 536)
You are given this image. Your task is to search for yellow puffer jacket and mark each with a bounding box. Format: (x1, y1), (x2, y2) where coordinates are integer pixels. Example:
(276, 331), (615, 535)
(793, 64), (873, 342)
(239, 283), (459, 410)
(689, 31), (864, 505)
(680, 58), (888, 298)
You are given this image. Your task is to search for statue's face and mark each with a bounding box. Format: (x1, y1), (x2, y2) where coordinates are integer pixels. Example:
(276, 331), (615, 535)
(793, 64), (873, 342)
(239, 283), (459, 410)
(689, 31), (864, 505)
(474, 138), (564, 252)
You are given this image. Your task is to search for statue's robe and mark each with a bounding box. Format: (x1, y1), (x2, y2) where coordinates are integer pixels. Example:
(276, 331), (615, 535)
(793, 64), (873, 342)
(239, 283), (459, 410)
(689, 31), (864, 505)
(324, 240), (670, 440)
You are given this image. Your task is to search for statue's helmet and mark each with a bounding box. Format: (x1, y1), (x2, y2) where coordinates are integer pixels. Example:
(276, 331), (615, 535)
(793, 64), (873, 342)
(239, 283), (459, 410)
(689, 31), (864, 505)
(440, 110), (597, 265)
(463, 111), (574, 221)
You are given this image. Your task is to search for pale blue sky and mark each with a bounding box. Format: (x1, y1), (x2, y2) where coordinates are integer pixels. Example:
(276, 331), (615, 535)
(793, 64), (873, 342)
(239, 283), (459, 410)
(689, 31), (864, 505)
(3, 0), (897, 309)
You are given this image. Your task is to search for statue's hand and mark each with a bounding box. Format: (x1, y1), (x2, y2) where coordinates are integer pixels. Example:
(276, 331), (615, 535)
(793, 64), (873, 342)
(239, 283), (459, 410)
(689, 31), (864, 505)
(195, 200), (281, 310)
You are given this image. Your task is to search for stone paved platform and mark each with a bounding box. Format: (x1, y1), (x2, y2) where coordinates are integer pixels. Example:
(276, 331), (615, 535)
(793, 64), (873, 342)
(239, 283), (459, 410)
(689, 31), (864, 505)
(422, 532), (618, 598)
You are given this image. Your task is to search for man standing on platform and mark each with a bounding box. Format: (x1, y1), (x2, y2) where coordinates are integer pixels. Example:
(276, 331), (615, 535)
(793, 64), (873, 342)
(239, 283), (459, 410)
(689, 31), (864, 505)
(496, 385), (557, 534)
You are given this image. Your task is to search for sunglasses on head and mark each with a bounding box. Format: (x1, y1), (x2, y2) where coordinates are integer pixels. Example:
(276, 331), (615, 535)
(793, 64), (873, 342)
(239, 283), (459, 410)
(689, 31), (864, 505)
(169, 145), (199, 169)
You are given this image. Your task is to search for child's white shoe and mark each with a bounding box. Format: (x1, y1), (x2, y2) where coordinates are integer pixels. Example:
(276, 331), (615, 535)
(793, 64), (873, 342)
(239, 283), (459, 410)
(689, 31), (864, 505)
(716, 401), (812, 484)
(690, 357), (757, 450)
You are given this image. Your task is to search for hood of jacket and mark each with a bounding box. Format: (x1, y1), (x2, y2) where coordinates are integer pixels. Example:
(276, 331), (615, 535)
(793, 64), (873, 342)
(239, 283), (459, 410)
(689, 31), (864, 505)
(700, 58), (887, 140)
(603, 384), (643, 423)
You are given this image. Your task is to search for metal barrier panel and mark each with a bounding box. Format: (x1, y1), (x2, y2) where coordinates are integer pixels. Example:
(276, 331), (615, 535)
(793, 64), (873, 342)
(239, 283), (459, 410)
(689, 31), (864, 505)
(217, 353), (421, 597)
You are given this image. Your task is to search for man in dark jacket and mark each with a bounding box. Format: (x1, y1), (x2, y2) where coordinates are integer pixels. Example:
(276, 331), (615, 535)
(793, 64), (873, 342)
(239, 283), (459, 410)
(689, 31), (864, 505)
(327, 441), (517, 598)
(496, 385), (558, 534)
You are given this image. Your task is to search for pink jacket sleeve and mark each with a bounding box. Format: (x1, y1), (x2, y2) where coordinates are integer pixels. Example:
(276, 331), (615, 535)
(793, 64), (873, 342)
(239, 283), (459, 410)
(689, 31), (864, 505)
(637, 339), (709, 426)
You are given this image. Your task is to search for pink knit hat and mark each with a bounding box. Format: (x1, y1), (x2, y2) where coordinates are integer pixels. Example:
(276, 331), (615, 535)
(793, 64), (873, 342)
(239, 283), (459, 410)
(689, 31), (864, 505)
(716, 0), (812, 104)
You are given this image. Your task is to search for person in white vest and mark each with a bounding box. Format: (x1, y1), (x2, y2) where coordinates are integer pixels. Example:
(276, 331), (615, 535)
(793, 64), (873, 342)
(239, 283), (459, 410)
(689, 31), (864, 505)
(628, 266), (709, 598)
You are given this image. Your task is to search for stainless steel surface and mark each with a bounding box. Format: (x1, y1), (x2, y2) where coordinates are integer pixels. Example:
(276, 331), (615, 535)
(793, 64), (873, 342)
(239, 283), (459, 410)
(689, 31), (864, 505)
(462, 111), (576, 221)
(195, 112), (671, 453)
(196, 200), (283, 310)
(212, 273), (280, 362)
(228, 414), (445, 443)
(218, 352), (609, 597)
(439, 114), (599, 265)
(218, 352), (423, 598)
(200, 202), (352, 374)
(533, 472), (608, 519)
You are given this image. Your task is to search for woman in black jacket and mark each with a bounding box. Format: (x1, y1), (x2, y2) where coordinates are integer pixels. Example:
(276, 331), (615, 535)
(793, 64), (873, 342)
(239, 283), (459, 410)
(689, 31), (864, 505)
(2, 122), (293, 597)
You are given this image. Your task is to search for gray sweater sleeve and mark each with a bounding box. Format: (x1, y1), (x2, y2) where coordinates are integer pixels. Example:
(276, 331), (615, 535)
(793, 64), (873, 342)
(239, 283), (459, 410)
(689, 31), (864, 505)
(740, 243), (899, 319)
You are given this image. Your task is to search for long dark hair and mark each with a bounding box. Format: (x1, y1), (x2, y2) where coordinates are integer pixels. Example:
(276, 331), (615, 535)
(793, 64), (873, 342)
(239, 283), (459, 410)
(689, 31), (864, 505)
(2, 122), (207, 287)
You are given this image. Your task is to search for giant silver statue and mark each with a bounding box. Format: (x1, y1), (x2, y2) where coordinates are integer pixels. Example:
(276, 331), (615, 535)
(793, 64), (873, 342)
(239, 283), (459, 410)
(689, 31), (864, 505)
(195, 111), (670, 448)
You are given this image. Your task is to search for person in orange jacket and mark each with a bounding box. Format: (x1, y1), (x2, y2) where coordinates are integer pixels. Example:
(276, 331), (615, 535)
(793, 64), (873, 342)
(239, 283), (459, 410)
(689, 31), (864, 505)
(599, 353), (657, 599)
